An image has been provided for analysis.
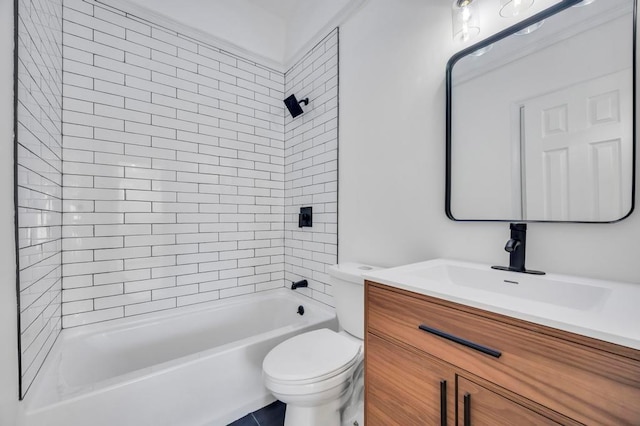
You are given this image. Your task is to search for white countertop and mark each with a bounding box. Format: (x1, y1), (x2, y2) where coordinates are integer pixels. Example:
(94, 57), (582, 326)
(364, 259), (640, 351)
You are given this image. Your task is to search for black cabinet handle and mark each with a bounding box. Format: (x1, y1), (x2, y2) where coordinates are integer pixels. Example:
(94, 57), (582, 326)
(418, 324), (502, 358)
(440, 380), (447, 426)
(464, 393), (471, 426)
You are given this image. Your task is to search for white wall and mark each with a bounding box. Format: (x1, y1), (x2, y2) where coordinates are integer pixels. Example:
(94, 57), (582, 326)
(339, 0), (640, 284)
(0, 0), (20, 422)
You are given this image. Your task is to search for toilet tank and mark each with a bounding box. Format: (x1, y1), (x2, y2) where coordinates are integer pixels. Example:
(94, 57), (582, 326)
(328, 262), (382, 340)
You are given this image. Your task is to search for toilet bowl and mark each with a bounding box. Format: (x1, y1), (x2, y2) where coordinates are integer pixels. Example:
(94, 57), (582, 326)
(262, 262), (381, 426)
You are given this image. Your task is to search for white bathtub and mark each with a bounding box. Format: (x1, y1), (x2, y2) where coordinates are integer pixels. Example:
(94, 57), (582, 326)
(21, 288), (338, 426)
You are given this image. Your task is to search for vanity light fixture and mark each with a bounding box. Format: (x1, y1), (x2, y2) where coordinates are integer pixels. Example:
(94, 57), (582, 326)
(452, 0), (480, 42)
(500, 0), (534, 18)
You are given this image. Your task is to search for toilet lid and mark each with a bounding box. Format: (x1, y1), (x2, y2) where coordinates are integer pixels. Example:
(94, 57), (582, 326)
(263, 329), (361, 382)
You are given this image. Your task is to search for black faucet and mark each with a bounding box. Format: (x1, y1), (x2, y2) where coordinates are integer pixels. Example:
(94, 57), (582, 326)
(492, 223), (545, 275)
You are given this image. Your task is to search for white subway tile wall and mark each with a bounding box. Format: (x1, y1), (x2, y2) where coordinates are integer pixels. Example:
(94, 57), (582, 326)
(60, 1), (340, 327)
(61, 0), (285, 326)
(17, 0), (64, 395)
(284, 30), (339, 307)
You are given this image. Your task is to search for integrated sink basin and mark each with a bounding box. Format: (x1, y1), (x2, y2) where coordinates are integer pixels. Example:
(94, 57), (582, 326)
(410, 261), (611, 310)
(364, 259), (640, 350)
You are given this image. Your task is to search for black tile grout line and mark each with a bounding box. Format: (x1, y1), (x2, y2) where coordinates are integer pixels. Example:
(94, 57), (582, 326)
(18, 265), (62, 301)
(18, 179), (64, 195)
(20, 256), (62, 282)
(18, 226), (63, 239)
(18, 41), (60, 113)
(16, 105), (64, 161)
(20, 295), (62, 356)
(16, 182), (64, 199)
(15, 24), (64, 118)
(15, 85), (63, 139)
(15, 203), (64, 215)
(21, 320), (63, 397)
(19, 276), (62, 314)
(18, 236), (63, 253)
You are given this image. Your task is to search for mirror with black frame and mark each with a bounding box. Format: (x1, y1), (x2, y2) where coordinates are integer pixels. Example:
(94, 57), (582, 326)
(446, 0), (636, 222)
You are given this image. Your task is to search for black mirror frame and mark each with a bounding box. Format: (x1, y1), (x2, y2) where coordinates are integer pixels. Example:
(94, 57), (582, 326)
(445, 0), (637, 223)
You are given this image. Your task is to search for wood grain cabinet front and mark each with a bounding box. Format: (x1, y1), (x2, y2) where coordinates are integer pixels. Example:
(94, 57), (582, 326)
(367, 333), (455, 425)
(365, 281), (640, 426)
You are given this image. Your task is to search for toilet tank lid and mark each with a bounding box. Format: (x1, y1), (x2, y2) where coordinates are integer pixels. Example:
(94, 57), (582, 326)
(327, 262), (382, 285)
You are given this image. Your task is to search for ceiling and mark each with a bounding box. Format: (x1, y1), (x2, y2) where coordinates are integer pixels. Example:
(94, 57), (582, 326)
(245, 0), (299, 21)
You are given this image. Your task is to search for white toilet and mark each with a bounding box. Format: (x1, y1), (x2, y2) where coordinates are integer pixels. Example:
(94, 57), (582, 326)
(262, 262), (380, 426)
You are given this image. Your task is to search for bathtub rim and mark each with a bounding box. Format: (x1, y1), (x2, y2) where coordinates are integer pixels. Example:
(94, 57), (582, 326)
(61, 287), (330, 338)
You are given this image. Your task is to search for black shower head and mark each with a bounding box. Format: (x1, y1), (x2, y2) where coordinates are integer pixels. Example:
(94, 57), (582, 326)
(284, 94), (309, 118)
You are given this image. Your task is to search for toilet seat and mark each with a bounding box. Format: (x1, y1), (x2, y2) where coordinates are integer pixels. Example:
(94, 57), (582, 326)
(263, 329), (362, 386)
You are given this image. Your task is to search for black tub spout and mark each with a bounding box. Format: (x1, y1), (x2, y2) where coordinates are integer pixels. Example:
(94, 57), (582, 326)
(291, 280), (308, 290)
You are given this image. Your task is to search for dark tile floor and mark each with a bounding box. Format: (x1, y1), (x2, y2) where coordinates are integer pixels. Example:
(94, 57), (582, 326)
(227, 400), (286, 426)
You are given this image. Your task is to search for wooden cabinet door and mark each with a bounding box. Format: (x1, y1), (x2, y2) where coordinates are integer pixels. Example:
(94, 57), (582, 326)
(366, 333), (455, 426)
(457, 376), (561, 426)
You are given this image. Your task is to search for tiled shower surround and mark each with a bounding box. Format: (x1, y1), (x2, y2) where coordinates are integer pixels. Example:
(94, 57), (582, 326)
(284, 32), (339, 306)
(58, 0), (339, 327)
(17, 0), (63, 394)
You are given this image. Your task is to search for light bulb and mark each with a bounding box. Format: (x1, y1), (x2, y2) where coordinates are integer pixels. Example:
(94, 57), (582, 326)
(500, 0), (534, 18)
(514, 0), (522, 13)
(461, 5), (471, 22)
(452, 0), (480, 42)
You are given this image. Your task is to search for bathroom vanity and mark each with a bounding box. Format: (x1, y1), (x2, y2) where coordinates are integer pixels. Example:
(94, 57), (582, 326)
(363, 260), (640, 425)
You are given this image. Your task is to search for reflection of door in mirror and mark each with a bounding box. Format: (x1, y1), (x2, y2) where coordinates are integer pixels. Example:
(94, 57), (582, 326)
(521, 70), (633, 221)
